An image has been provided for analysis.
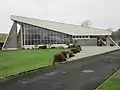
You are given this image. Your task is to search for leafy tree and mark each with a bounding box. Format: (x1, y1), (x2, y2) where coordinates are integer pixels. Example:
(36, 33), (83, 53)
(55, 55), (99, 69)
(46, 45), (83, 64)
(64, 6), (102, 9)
(81, 20), (92, 27)
(106, 28), (113, 31)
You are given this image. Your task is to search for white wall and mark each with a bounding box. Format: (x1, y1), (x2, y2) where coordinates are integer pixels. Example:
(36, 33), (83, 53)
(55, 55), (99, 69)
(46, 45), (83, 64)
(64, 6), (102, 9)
(23, 44), (68, 49)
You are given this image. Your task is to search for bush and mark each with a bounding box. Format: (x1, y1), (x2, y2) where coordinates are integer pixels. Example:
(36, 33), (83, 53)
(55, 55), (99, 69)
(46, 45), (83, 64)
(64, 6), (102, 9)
(68, 45), (76, 48)
(110, 44), (114, 46)
(51, 47), (57, 49)
(38, 46), (42, 49)
(32, 47), (35, 49)
(99, 43), (102, 46)
(76, 47), (80, 53)
(118, 42), (120, 46)
(69, 51), (75, 58)
(21, 47), (25, 49)
(58, 46), (64, 49)
(71, 48), (78, 54)
(61, 51), (69, 58)
(53, 52), (66, 65)
(38, 46), (47, 49)
(77, 45), (82, 51)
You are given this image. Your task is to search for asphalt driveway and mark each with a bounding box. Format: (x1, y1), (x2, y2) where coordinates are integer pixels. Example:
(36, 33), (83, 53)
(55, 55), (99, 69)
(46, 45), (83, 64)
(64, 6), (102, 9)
(0, 50), (120, 90)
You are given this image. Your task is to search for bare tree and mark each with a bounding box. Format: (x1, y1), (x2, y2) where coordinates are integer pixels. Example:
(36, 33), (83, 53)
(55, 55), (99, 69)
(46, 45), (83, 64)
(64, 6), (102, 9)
(106, 28), (113, 31)
(81, 20), (92, 27)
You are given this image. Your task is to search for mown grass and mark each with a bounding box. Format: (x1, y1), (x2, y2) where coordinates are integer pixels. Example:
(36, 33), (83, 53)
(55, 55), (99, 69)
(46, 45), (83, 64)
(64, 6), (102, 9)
(98, 70), (120, 90)
(0, 49), (69, 77)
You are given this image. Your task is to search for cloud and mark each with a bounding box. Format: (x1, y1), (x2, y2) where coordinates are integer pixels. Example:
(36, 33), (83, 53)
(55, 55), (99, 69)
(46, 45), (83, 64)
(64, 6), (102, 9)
(0, 0), (120, 33)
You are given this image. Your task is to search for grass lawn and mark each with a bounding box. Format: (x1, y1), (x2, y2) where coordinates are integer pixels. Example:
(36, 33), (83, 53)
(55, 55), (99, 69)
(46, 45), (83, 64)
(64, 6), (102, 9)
(98, 70), (120, 90)
(0, 49), (69, 77)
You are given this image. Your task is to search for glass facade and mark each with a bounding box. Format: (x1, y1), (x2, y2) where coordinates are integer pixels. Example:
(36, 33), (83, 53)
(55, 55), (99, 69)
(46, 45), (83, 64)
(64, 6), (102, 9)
(22, 24), (72, 45)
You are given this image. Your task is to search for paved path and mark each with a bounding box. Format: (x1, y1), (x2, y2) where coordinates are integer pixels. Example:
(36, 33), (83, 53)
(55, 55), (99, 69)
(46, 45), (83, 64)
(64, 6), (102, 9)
(68, 46), (120, 61)
(1, 50), (120, 90)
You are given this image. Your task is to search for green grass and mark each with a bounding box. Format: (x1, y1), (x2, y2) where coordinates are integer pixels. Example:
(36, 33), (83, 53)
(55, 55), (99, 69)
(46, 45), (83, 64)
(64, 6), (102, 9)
(98, 70), (120, 90)
(0, 33), (7, 42)
(0, 49), (69, 77)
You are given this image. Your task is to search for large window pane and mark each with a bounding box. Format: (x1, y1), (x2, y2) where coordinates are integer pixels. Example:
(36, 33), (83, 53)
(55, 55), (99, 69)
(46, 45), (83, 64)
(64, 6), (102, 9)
(24, 24), (72, 45)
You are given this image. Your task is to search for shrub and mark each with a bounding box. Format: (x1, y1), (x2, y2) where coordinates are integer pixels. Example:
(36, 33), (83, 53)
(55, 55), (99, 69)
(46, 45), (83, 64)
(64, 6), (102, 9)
(42, 46), (47, 49)
(21, 47), (25, 49)
(118, 42), (120, 46)
(38, 46), (47, 49)
(68, 45), (76, 48)
(99, 43), (102, 46)
(77, 45), (82, 51)
(32, 47), (34, 49)
(53, 52), (66, 65)
(61, 51), (69, 58)
(69, 51), (75, 58)
(71, 48), (78, 54)
(51, 47), (57, 49)
(58, 46), (64, 49)
(110, 44), (114, 46)
(38, 46), (42, 49)
(76, 47), (80, 53)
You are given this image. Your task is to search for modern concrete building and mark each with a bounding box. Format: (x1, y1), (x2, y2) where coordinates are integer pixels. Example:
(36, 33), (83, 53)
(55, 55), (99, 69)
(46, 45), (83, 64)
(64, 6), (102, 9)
(2, 15), (117, 50)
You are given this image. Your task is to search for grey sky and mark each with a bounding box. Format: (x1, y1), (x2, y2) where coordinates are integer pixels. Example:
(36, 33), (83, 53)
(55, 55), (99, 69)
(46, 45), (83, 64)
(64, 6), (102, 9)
(0, 0), (120, 33)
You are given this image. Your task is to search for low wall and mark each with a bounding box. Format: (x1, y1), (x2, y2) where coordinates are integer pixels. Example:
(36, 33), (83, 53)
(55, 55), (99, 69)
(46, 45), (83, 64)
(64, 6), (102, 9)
(75, 38), (97, 46)
(23, 44), (68, 49)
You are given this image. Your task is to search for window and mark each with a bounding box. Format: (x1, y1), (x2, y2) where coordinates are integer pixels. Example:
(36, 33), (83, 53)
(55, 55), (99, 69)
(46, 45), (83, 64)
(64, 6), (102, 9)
(76, 36), (79, 38)
(86, 36), (88, 38)
(90, 36), (93, 38)
(83, 36), (85, 38)
(79, 36), (81, 38)
(24, 24), (72, 45)
(73, 36), (75, 38)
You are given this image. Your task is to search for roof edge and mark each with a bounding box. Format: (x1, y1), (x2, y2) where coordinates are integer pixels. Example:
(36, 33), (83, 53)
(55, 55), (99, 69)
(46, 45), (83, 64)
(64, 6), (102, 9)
(10, 15), (111, 33)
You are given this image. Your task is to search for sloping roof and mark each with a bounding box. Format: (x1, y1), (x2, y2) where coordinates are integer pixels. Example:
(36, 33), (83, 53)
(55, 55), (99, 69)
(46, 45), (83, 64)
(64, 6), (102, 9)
(0, 33), (7, 42)
(11, 15), (111, 36)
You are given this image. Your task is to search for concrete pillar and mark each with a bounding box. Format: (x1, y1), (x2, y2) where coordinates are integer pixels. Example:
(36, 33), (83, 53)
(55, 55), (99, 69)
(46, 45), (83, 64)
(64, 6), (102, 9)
(106, 36), (117, 46)
(2, 21), (18, 50)
(17, 27), (23, 48)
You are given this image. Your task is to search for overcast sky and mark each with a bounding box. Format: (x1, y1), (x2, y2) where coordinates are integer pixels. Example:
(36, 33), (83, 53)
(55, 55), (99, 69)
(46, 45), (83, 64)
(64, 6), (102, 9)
(0, 0), (120, 33)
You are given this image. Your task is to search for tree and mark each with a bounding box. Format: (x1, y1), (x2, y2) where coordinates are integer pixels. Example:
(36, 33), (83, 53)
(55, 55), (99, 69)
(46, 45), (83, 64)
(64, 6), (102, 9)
(106, 28), (113, 31)
(81, 20), (92, 27)
(117, 28), (120, 31)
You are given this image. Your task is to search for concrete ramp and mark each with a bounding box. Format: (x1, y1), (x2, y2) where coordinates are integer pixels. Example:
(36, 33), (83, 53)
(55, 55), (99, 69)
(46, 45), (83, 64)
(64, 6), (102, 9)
(68, 46), (120, 61)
